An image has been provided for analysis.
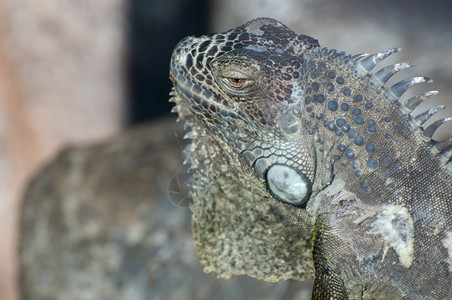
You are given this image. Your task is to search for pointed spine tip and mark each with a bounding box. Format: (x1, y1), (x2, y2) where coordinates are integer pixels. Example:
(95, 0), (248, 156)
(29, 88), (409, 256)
(401, 90), (439, 114)
(183, 156), (192, 165)
(183, 131), (194, 139)
(414, 105), (445, 126)
(354, 48), (401, 76)
(387, 76), (432, 101)
(183, 143), (192, 154)
(371, 62), (416, 88)
(423, 117), (452, 139)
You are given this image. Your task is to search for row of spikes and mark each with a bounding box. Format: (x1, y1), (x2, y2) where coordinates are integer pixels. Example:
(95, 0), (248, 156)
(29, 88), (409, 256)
(343, 47), (452, 171)
(168, 90), (197, 199)
(168, 89), (196, 166)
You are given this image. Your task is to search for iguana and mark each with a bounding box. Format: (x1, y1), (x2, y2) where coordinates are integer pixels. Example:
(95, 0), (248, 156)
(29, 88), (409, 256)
(169, 18), (452, 299)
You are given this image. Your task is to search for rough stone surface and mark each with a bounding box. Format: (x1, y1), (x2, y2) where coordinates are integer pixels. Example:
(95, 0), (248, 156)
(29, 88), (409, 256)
(20, 118), (312, 300)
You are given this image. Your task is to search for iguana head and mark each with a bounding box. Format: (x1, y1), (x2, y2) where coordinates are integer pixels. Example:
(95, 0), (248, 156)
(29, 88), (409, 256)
(170, 18), (322, 207)
(170, 18), (319, 281)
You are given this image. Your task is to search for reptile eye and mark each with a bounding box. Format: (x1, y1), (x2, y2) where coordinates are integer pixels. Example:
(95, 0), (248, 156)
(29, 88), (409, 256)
(222, 77), (254, 91)
(227, 78), (247, 87)
(213, 63), (259, 95)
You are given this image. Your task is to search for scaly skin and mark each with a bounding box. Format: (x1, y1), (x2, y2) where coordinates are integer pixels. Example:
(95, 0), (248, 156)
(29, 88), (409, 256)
(169, 18), (452, 299)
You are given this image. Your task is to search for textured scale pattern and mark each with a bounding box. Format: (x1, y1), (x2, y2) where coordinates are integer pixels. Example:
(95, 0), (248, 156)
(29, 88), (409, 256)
(169, 18), (452, 299)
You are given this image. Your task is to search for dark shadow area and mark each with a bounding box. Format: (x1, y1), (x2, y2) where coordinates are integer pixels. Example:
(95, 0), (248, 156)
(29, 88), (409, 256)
(126, 0), (209, 125)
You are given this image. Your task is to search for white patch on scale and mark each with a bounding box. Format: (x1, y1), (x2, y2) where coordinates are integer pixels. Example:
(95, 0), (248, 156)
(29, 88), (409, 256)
(371, 205), (414, 268)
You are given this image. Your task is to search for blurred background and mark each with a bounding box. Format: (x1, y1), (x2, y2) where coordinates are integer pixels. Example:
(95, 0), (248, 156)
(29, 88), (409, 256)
(0, 0), (451, 299)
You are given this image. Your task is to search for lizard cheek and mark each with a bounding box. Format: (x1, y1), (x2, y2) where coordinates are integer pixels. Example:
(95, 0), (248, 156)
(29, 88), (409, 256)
(266, 164), (312, 207)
